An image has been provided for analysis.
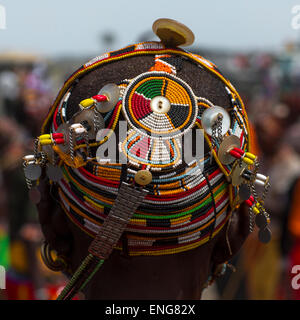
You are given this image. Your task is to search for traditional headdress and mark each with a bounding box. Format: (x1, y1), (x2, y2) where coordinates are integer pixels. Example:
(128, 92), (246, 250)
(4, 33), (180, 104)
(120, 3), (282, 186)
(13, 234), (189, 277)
(23, 19), (271, 299)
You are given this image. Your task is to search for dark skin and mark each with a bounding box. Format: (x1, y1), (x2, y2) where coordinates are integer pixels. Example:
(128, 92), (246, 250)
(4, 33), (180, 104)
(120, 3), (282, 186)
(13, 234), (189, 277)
(37, 177), (249, 300)
(36, 54), (250, 299)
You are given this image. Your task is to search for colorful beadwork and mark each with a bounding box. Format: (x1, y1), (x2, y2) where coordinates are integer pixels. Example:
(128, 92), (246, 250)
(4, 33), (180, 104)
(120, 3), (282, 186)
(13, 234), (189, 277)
(122, 71), (197, 139)
(23, 39), (272, 257)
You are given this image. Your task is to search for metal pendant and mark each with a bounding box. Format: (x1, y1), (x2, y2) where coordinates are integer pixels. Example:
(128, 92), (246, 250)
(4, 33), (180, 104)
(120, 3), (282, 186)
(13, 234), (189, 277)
(217, 135), (241, 165)
(239, 183), (251, 201)
(255, 212), (268, 229)
(96, 83), (120, 113)
(201, 106), (231, 136)
(46, 163), (63, 182)
(73, 108), (104, 140)
(258, 226), (272, 244)
(28, 187), (41, 204)
(24, 163), (42, 181)
(231, 162), (247, 186)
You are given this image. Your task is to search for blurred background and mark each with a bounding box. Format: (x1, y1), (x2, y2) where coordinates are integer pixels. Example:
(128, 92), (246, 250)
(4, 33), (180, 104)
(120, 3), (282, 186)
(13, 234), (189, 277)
(0, 0), (300, 300)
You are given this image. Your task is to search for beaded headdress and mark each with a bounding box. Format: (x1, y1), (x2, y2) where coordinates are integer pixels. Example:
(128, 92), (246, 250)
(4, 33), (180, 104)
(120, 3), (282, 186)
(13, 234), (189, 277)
(23, 19), (271, 299)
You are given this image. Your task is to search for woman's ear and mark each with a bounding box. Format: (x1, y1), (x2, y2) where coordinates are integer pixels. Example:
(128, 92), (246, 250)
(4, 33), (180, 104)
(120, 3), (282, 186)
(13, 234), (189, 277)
(211, 203), (250, 265)
(36, 177), (73, 256)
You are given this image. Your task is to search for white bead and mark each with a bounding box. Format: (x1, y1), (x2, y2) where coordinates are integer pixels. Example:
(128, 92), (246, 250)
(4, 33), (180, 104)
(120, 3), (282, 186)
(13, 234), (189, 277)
(74, 127), (86, 135)
(256, 173), (267, 182)
(255, 179), (265, 186)
(23, 155), (35, 161)
(70, 123), (82, 129)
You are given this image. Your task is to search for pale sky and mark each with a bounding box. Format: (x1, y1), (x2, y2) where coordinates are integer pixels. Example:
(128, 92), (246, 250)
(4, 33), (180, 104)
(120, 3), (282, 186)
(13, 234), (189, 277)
(0, 0), (300, 57)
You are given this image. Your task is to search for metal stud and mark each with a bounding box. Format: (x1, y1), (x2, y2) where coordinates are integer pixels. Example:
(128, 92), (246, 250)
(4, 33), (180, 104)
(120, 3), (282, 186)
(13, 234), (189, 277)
(134, 170), (152, 186)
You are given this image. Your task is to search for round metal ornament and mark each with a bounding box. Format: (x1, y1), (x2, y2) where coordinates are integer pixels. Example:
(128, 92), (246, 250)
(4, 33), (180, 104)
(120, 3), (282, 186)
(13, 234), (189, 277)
(201, 106), (231, 136)
(46, 163), (63, 182)
(258, 226), (272, 244)
(96, 83), (120, 113)
(24, 163), (42, 181)
(217, 135), (240, 165)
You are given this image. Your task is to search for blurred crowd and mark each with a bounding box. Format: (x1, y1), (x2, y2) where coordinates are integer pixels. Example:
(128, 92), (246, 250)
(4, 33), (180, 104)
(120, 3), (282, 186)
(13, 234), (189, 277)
(0, 41), (300, 300)
(0, 58), (68, 299)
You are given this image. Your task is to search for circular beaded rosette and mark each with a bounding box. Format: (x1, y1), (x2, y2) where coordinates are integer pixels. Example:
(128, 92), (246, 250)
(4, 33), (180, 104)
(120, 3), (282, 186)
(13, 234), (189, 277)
(122, 72), (198, 139)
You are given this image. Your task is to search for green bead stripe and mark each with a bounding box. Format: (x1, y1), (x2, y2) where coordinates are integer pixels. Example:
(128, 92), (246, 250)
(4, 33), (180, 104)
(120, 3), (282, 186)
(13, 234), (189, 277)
(133, 182), (227, 220)
(135, 79), (163, 99)
(61, 167), (227, 222)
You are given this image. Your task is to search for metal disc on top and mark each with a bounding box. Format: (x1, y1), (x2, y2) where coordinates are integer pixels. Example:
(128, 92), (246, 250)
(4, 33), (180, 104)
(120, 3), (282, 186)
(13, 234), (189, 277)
(201, 106), (231, 136)
(96, 83), (120, 113)
(217, 135), (240, 165)
(152, 18), (195, 47)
